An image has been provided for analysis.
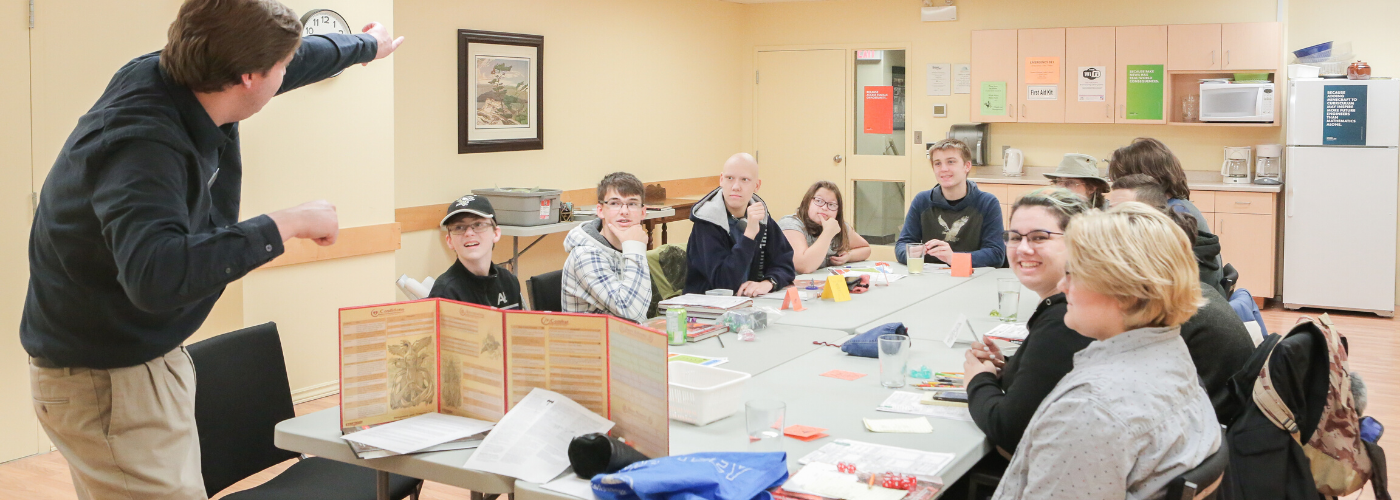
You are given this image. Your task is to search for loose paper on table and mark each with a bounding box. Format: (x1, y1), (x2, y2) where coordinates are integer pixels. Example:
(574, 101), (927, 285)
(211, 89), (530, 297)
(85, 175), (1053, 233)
(876, 391), (973, 422)
(668, 352), (729, 366)
(464, 388), (615, 484)
(342, 412), (495, 455)
(785, 463), (910, 500)
(863, 416), (934, 434)
(799, 439), (956, 479)
(542, 471), (597, 500)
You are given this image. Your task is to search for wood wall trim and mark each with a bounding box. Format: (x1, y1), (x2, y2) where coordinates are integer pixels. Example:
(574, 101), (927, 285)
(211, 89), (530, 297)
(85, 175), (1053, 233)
(395, 175), (720, 233)
(261, 222), (402, 269)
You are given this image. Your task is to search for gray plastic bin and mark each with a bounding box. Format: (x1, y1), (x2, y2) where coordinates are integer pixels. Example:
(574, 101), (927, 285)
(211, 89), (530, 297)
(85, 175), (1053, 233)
(471, 188), (562, 226)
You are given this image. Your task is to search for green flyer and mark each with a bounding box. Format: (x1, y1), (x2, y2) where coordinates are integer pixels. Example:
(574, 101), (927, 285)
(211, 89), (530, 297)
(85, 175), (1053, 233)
(1125, 64), (1163, 120)
(980, 81), (1007, 116)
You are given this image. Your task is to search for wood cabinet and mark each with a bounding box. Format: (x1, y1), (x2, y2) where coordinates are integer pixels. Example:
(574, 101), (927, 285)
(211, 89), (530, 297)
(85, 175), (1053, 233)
(971, 30), (1019, 123)
(1017, 28), (1065, 123)
(1065, 27), (1115, 124)
(1115, 25), (1167, 124)
(1167, 24), (1222, 70)
(1168, 22), (1280, 71)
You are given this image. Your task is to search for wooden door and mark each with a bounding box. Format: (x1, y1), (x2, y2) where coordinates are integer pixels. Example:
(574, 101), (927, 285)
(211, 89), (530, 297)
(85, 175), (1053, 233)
(1222, 22), (1281, 70)
(1167, 24), (1222, 70)
(971, 30), (1018, 123)
(0, 0), (39, 463)
(1115, 25), (1167, 124)
(1218, 212), (1276, 297)
(1065, 27), (1115, 124)
(756, 50), (847, 223)
(1016, 28), (1065, 123)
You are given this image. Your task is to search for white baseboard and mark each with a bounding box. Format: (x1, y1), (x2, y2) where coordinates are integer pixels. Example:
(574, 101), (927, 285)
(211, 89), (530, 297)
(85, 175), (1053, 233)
(291, 381), (339, 404)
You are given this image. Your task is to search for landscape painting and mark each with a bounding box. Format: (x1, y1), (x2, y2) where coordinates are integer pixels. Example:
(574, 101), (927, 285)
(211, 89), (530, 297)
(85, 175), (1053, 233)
(475, 56), (531, 128)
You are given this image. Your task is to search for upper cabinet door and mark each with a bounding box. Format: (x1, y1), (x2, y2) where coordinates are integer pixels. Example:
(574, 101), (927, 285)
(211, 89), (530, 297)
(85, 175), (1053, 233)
(1167, 24), (1222, 70)
(972, 29), (1019, 123)
(1017, 28), (1066, 123)
(1222, 22), (1281, 70)
(1115, 25), (1167, 124)
(1065, 26), (1115, 124)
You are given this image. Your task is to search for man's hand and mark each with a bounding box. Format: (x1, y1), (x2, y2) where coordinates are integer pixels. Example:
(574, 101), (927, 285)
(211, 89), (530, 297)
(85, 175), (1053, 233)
(612, 222), (649, 244)
(737, 280), (775, 297)
(361, 22), (405, 66)
(269, 200), (339, 246)
(743, 202), (767, 240)
(924, 239), (954, 263)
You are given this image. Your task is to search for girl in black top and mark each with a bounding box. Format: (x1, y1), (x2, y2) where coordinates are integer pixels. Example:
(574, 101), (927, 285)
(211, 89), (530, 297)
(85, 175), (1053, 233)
(963, 187), (1093, 455)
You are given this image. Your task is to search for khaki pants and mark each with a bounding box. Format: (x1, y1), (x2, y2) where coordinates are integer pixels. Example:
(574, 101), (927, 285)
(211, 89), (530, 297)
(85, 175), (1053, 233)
(30, 347), (207, 500)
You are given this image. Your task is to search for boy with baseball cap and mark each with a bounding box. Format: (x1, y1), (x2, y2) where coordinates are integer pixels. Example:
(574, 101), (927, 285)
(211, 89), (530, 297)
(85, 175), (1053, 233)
(429, 194), (523, 309)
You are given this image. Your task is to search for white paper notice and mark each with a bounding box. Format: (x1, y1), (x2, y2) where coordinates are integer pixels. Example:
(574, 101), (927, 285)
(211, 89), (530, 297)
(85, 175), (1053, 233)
(798, 439), (956, 479)
(1077, 66), (1106, 102)
(926, 63), (951, 96)
(953, 64), (971, 94)
(1027, 85), (1058, 101)
(464, 388), (615, 484)
(342, 412), (496, 455)
(875, 391), (973, 422)
(542, 472), (598, 500)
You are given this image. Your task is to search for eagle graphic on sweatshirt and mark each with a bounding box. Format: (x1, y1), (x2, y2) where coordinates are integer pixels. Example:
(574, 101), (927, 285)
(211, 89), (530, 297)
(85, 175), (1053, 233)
(939, 214), (971, 243)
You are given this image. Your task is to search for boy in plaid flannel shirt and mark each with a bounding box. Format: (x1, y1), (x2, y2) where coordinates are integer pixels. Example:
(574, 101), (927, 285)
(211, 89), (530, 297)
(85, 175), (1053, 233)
(561, 172), (652, 322)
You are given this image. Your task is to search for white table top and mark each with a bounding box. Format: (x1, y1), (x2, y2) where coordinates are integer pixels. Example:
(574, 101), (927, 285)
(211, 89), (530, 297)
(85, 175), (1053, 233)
(758, 262), (996, 333)
(497, 209), (676, 237)
(855, 268), (1043, 341)
(669, 324), (849, 376)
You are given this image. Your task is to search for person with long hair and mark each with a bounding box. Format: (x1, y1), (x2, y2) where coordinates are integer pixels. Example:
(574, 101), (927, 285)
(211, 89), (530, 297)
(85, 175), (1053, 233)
(778, 181), (871, 274)
(1107, 137), (1210, 233)
(987, 203), (1220, 500)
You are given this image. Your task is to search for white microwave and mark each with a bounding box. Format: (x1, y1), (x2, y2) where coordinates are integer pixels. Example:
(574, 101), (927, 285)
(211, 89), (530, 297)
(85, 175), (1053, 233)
(1200, 82), (1275, 122)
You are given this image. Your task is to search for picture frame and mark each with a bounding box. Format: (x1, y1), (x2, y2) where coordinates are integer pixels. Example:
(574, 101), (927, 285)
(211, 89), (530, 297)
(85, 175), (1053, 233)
(458, 30), (544, 154)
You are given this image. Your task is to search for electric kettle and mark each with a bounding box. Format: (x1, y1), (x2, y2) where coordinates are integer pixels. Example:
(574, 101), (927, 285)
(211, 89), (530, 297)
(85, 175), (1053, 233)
(1003, 148), (1025, 177)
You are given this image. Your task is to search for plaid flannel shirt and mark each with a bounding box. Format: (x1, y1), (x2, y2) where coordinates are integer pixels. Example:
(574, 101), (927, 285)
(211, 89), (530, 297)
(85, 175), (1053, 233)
(561, 223), (651, 323)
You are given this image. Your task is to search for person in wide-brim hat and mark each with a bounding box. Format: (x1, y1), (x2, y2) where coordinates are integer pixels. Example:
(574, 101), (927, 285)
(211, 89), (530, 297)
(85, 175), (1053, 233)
(1044, 153), (1110, 208)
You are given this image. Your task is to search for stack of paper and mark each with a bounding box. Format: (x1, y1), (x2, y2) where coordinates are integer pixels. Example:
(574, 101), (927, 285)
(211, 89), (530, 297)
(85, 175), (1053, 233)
(798, 439), (955, 480)
(668, 352), (729, 366)
(658, 294), (753, 324)
(784, 463), (910, 500)
(983, 323), (1030, 345)
(342, 413), (495, 458)
(875, 392), (973, 422)
(862, 417), (934, 433)
(464, 388), (615, 483)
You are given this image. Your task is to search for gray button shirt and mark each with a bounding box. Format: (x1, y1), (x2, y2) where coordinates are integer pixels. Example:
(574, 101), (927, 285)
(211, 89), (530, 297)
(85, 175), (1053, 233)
(993, 326), (1221, 500)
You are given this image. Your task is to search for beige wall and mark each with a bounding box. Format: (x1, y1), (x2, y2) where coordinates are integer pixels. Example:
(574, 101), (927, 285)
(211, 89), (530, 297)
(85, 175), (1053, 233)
(392, 0), (743, 289)
(0, 0), (35, 463)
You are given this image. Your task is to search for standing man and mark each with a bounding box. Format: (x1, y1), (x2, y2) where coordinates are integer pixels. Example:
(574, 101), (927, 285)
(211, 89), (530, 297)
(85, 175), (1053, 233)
(22, 1), (403, 498)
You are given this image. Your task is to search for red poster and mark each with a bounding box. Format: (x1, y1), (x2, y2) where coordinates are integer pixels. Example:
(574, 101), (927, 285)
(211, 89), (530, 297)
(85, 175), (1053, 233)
(863, 86), (893, 134)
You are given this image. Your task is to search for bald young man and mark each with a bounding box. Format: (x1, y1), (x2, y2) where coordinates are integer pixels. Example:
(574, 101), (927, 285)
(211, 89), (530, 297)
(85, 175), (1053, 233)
(685, 153), (795, 297)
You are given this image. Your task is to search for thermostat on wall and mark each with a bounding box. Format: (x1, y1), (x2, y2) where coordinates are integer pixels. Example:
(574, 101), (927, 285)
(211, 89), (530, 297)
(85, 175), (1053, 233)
(932, 103), (947, 118)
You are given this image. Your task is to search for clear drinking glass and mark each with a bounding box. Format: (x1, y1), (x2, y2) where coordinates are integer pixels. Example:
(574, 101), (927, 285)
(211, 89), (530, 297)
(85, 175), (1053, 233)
(906, 245), (925, 275)
(746, 399), (786, 450)
(1183, 95), (1199, 123)
(997, 278), (1021, 323)
(878, 334), (910, 388)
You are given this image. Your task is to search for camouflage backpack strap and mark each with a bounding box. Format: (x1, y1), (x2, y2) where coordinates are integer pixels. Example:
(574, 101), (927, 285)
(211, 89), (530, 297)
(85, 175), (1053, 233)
(1253, 321), (1302, 445)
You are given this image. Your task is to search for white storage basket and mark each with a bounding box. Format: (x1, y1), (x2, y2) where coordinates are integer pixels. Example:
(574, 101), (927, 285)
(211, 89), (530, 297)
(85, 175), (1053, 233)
(667, 361), (751, 426)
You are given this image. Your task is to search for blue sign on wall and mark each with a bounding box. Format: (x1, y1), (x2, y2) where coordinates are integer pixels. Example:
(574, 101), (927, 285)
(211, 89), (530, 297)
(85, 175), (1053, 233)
(1324, 85), (1368, 146)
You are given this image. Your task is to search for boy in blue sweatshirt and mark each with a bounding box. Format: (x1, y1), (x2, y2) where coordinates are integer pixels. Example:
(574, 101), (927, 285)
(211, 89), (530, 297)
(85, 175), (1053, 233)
(896, 139), (1006, 268)
(685, 153), (796, 297)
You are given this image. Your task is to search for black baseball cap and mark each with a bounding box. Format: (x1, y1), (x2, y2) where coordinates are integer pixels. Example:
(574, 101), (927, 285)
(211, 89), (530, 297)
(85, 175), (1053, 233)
(440, 194), (496, 228)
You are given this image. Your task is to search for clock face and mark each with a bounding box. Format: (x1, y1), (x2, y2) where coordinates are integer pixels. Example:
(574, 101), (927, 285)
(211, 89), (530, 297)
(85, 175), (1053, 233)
(301, 9), (350, 36)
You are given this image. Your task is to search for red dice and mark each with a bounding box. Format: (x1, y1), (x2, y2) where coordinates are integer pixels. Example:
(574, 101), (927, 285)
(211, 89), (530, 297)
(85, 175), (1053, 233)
(880, 473), (917, 490)
(836, 462), (857, 474)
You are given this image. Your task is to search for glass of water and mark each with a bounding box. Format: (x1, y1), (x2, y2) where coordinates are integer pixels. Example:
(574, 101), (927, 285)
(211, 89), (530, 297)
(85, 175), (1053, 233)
(878, 334), (910, 388)
(907, 245), (925, 275)
(746, 399), (786, 450)
(997, 278), (1021, 323)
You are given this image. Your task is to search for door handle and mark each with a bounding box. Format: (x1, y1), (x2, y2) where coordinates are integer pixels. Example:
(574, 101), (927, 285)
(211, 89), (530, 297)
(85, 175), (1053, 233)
(833, 155), (843, 164)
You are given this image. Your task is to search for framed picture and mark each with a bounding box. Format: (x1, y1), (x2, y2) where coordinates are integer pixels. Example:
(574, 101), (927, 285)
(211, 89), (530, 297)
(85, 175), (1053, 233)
(458, 30), (543, 154)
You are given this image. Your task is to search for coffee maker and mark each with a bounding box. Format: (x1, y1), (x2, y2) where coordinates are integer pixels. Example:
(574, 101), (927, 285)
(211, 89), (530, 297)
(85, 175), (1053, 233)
(1221, 146), (1252, 184)
(1254, 144), (1282, 185)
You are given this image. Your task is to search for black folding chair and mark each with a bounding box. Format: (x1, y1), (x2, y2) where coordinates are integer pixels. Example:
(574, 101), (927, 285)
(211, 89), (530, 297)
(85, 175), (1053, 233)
(1166, 428), (1231, 500)
(527, 270), (564, 312)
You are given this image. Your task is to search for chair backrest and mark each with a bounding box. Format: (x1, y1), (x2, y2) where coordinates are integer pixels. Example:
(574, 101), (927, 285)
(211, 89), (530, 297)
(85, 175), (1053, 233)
(187, 322), (298, 497)
(1166, 430), (1231, 500)
(528, 270), (564, 312)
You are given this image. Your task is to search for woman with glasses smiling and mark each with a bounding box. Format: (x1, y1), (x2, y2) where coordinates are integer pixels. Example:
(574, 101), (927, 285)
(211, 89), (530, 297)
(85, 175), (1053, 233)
(959, 188), (1094, 471)
(779, 181), (871, 274)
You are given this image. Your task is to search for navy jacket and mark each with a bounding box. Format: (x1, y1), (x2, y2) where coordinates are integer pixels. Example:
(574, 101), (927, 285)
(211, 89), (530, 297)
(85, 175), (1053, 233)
(895, 180), (1005, 268)
(684, 188), (795, 294)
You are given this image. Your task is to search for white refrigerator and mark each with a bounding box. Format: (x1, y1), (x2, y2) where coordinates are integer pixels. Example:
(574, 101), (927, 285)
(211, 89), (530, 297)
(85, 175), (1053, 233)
(1284, 79), (1400, 316)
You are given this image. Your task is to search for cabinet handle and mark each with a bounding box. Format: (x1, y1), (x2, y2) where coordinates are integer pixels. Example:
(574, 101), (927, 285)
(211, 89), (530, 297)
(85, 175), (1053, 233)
(1120, 105), (1125, 119)
(1235, 200), (1251, 205)
(1106, 103), (1110, 118)
(1210, 50), (1216, 66)
(1225, 50), (1231, 68)
(1021, 104), (1026, 118)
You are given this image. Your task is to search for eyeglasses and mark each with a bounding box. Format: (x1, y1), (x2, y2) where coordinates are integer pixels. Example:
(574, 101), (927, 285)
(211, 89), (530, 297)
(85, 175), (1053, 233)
(1003, 229), (1064, 247)
(603, 199), (643, 212)
(1050, 178), (1087, 189)
(811, 198), (839, 211)
(447, 221), (496, 235)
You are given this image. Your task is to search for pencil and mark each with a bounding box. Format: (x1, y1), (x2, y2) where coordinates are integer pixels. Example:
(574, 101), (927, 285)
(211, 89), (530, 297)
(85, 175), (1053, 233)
(868, 473), (875, 490)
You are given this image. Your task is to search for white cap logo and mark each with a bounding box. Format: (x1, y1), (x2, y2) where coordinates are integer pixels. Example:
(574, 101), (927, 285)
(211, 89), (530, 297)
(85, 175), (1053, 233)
(458, 195), (476, 205)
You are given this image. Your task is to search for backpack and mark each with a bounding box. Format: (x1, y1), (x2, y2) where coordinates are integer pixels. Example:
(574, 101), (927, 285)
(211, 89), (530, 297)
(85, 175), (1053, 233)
(1254, 314), (1376, 497)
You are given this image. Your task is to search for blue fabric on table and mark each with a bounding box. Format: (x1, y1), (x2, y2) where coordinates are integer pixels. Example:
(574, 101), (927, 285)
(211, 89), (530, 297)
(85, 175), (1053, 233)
(841, 323), (907, 358)
(591, 452), (789, 500)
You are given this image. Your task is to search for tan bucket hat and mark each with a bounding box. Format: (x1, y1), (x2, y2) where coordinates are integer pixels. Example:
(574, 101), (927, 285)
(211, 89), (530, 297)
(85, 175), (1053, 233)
(1043, 154), (1108, 184)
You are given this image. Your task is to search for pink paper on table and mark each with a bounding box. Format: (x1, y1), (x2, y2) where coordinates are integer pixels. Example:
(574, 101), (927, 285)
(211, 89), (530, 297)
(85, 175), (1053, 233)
(820, 369), (867, 381)
(783, 424), (827, 438)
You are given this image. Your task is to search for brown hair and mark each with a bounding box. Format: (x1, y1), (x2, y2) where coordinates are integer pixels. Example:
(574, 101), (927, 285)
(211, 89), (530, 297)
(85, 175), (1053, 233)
(162, 0), (303, 93)
(1108, 137), (1192, 201)
(927, 138), (974, 166)
(596, 172), (645, 202)
(795, 181), (852, 254)
(1010, 186), (1092, 232)
(1110, 174), (1171, 208)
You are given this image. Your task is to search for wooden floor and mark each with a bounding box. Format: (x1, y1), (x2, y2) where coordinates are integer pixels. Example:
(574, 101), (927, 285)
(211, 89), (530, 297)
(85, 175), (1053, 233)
(0, 304), (1395, 500)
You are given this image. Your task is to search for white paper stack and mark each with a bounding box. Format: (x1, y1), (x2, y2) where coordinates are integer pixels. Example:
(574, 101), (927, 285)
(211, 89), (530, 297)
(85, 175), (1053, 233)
(463, 388), (615, 483)
(342, 413), (496, 457)
(658, 294), (753, 323)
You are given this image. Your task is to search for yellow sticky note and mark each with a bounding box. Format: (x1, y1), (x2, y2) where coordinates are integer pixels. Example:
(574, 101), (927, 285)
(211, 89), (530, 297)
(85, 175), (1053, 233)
(823, 275), (851, 302)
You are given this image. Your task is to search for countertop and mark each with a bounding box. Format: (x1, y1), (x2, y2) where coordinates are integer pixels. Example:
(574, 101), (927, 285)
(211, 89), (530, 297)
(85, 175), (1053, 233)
(969, 166), (1283, 193)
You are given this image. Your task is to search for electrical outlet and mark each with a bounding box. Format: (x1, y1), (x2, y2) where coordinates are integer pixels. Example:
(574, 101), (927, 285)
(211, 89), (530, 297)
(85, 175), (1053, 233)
(914, 131), (923, 144)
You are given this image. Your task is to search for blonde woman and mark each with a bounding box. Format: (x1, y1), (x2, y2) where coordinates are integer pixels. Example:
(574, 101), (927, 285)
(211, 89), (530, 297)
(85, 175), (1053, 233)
(989, 202), (1220, 500)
